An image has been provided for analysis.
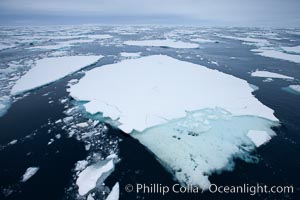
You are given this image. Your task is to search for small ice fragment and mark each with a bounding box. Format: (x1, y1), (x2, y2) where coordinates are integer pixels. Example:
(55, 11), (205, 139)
(9, 140), (18, 145)
(75, 160), (89, 171)
(288, 85), (300, 93)
(263, 78), (273, 82)
(63, 116), (73, 123)
(55, 119), (62, 124)
(87, 194), (95, 200)
(55, 134), (61, 139)
(48, 138), (54, 145)
(106, 153), (118, 160)
(76, 122), (89, 128)
(21, 167), (39, 182)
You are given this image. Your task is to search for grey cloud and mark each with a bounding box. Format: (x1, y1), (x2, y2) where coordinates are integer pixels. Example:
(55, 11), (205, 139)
(0, 0), (299, 26)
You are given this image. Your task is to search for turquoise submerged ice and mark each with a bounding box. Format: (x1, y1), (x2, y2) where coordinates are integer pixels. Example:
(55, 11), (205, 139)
(132, 108), (277, 189)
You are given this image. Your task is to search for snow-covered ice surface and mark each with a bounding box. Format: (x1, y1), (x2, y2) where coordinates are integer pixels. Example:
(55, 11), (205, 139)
(251, 70), (294, 80)
(11, 56), (103, 95)
(124, 39), (199, 49)
(70, 55), (277, 133)
(120, 52), (141, 58)
(21, 167), (39, 182)
(252, 48), (300, 64)
(70, 55), (279, 188)
(76, 159), (114, 196)
(282, 46), (300, 54)
(283, 85), (300, 96)
(246, 130), (272, 147)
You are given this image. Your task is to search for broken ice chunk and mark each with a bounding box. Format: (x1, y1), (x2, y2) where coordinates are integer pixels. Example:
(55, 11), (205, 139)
(21, 167), (39, 182)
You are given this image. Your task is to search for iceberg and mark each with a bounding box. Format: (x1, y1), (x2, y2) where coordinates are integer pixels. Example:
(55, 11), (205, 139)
(21, 167), (39, 182)
(69, 55), (278, 189)
(251, 70), (294, 80)
(124, 39), (199, 49)
(11, 56), (103, 95)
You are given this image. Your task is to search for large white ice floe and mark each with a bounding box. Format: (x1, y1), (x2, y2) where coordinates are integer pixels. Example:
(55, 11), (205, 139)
(281, 45), (300, 54)
(70, 55), (279, 189)
(21, 167), (39, 182)
(124, 39), (199, 49)
(76, 160), (114, 196)
(70, 55), (277, 133)
(252, 48), (300, 64)
(251, 70), (294, 80)
(11, 56), (103, 95)
(220, 35), (270, 47)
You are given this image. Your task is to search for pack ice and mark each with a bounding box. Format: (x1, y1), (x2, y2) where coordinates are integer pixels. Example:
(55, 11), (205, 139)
(124, 39), (199, 49)
(70, 55), (279, 188)
(11, 56), (103, 95)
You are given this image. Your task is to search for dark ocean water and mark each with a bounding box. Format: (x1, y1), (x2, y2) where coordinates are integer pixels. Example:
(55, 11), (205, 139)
(0, 26), (299, 200)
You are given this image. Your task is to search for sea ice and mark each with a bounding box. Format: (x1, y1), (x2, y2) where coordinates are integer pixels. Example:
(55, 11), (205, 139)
(88, 34), (113, 40)
(220, 36), (270, 47)
(288, 85), (300, 93)
(120, 52), (141, 58)
(251, 70), (294, 80)
(76, 160), (114, 196)
(190, 38), (214, 43)
(28, 39), (94, 50)
(70, 55), (279, 189)
(282, 46), (300, 54)
(70, 55), (277, 133)
(106, 182), (119, 200)
(132, 108), (276, 189)
(124, 39), (199, 49)
(11, 56), (103, 95)
(21, 167), (39, 182)
(246, 130), (271, 147)
(252, 48), (300, 64)
(283, 85), (300, 95)
(0, 44), (15, 51)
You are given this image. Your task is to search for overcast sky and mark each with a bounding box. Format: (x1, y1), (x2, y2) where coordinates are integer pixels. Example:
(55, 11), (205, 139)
(0, 0), (300, 27)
